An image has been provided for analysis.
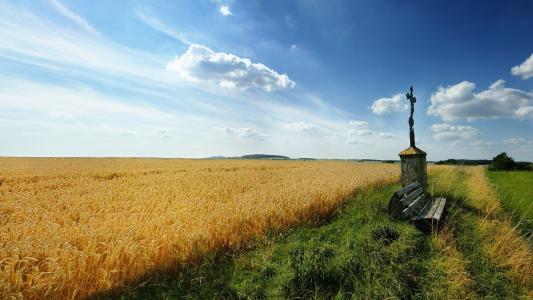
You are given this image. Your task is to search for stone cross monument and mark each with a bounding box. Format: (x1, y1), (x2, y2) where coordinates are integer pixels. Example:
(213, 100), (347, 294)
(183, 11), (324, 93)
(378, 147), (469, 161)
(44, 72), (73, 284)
(399, 86), (428, 193)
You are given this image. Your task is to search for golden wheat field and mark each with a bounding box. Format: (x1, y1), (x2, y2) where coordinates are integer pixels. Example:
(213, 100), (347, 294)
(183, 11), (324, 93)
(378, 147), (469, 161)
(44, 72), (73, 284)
(0, 158), (401, 299)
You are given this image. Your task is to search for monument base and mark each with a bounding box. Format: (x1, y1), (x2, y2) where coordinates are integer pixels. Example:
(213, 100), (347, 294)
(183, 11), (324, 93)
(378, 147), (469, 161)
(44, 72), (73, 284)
(399, 146), (428, 193)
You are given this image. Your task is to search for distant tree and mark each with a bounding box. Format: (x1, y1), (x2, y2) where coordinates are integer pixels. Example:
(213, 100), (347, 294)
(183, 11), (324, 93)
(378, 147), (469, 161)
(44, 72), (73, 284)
(489, 152), (517, 171)
(516, 161), (533, 171)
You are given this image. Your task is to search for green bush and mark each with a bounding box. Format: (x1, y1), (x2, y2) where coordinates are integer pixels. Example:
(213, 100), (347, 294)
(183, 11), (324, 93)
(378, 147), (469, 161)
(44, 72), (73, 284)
(488, 152), (531, 171)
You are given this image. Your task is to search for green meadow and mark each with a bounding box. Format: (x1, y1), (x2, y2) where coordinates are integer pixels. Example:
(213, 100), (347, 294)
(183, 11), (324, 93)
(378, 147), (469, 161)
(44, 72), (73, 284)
(488, 171), (533, 233)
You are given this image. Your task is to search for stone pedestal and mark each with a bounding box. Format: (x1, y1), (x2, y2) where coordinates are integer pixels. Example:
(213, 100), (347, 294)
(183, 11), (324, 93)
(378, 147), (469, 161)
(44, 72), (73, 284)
(399, 146), (428, 193)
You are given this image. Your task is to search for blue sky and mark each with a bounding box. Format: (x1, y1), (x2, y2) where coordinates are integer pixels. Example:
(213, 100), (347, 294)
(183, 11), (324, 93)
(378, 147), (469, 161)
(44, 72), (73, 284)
(1, 0), (532, 160)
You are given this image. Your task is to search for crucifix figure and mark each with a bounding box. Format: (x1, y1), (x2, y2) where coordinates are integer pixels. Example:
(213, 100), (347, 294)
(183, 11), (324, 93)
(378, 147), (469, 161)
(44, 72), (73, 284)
(406, 86), (416, 148)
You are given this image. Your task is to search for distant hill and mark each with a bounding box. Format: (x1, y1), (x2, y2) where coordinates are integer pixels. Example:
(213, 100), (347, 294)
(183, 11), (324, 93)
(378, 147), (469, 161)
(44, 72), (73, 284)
(241, 154), (290, 160)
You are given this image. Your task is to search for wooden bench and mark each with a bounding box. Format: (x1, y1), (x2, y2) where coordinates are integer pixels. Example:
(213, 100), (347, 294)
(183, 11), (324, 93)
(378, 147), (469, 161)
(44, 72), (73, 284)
(388, 182), (447, 232)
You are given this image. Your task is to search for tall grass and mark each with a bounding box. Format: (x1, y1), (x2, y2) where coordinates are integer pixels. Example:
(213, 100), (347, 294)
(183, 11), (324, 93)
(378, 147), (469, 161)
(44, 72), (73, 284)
(428, 166), (533, 297)
(0, 158), (399, 299)
(465, 167), (533, 289)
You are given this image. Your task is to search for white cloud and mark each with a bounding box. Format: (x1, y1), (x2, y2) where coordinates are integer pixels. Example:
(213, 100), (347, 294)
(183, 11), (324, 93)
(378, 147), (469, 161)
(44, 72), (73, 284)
(347, 128), (372, 136)
(219, 5), (232, 16)
(0, 78), (174, 121)
(135, 9), (191, 44)
(370, 93), (407, 115)
(49, 0), (98, 35)
(503, 137), (533, 151)
(347, 120), (370, 136)
(473, 140), (498, 147)
(285, 14), (296, 30)
(377, 132), (396, 139)
(346, 119), (397, 143)
(119, 130), (136, 136)
(431, 123), (479, 141)
(349, 120), (369, 129)
(214, 127), (268, 139)
(283, 122), (318, 132)
(167, 44), (295, 92)
(503, 137), (526, 145)
(511, 53), (533, 80)
(428, 80), (533, 121)
(0, 2), (182, 91)
(515, 106), (533, 118)
(346, 138), (376, 145)
(154, 129), (171, 138)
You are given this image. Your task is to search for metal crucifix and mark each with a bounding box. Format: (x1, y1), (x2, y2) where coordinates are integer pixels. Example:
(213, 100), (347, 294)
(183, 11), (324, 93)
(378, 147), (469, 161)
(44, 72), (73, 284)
(406, 86), (416, 148)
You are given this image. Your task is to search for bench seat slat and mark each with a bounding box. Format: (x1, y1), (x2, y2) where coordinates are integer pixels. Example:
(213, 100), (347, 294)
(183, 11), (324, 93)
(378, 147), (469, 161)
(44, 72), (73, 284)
(414, 198), (446, 221)
(402, 194), (426, 219)
(418, 198), (439, 219)
(432, 198), (446, 220)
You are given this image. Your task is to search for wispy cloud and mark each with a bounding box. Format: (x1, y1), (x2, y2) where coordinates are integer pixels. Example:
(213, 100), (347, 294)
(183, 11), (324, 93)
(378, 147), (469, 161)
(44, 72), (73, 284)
(214, 126), (268, 139)
(49, 0), (98, 35)
(135, 8), (191, 45)
(283, 122), (318, 132)
(119, 130), (136, 136)
(0, 2), (171, 86)
(346, 120), (396, 140)
(503, 137), (526, 145)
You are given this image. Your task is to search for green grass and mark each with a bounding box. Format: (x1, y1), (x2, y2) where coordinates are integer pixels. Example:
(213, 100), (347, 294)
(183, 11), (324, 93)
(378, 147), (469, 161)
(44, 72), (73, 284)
(427, 168), (525, 298)
(488, 171), (533, 233)
(105, 168), (532, 299)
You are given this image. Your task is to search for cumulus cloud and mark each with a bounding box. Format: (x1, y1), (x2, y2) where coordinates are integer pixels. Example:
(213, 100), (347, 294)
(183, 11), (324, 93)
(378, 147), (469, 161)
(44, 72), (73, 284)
(167, 44), (295, 92)
(283, 122), (318, 132)
(219, 5), (232, 16)
(431, 123), (479, 141)
(214, 126), (268, 139)
(370, 93), (407, 115)
(511, 53), (533, 80)
(428, 80), (533, 121)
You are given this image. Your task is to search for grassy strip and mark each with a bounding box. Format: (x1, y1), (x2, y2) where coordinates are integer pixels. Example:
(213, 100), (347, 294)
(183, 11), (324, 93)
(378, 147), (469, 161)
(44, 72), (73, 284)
(487, 171), (533, 234)
(468, 168), (533, 293)
(414, 166), (474, 299)
(428, 166), (530, 298)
